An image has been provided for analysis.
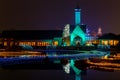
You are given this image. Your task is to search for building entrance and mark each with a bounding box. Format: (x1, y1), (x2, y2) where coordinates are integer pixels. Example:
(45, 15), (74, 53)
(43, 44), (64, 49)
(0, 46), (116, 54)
(73, 36), (82, 46)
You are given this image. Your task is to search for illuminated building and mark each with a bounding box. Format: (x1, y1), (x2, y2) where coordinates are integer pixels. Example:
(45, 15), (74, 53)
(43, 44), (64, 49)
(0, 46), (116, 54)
(1, 30), (62, 47)
(94, 33), (119, 46)
(1, 5), (87, 47)
(0, 6), (119, 48)
(63, 5), (86, 46)
(99, 33), (119, 46)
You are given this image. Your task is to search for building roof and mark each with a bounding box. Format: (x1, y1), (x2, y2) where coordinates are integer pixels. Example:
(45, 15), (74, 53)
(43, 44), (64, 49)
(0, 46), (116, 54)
(70, 25), (75, 33)
(70, 24), (86, 33)
(1, 30), (62, 40)
(75, 3), (80, 9)
(98, 33), (119, 40)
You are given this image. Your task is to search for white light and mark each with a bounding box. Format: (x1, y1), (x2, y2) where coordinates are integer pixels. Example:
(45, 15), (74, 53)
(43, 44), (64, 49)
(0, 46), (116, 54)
(63, 63), (70, 74)
(63, 24), (70, 37)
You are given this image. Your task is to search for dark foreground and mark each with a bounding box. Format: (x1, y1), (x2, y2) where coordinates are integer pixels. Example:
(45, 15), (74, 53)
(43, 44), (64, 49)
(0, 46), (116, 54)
(0, 69), (120, 80)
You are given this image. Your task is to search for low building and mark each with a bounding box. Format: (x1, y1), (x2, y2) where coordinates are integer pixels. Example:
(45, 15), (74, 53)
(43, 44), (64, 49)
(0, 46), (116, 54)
(1, 30), (62, 48)
(1, 6), (117, 48)
(92, 33), (119, 46)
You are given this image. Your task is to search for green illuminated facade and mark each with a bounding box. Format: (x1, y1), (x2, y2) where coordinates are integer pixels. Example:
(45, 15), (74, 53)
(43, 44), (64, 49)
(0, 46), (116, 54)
(1, 6), (119, 48)
(63, 6), (86, 46)
(70, 25), (86, 46)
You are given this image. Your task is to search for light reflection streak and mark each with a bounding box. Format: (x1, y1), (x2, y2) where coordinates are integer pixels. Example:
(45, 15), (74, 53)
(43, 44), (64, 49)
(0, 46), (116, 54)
(90, 66), (120, 71)
(87, 60), (120, 68)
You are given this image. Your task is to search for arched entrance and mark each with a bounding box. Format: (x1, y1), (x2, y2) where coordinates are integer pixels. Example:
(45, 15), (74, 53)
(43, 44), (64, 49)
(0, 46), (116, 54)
(73, 36), (82, 46)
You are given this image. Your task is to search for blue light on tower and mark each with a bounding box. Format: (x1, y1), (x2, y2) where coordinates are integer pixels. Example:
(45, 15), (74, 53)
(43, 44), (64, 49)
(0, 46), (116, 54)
(75, 7), (81, 25)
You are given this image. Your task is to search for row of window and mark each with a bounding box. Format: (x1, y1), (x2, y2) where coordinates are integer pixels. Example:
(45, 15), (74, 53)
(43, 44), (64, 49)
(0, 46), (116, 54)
(3, 40), (119, 46)
(19, 42), (50, 46)
(3, 41), (50, 46)
(92, 40), (119, 46)
(101, 40), (119, 46)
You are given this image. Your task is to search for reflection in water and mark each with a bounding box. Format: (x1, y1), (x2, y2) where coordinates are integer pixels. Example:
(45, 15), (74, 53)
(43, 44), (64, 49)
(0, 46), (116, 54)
(63, 59), (82, 80)
(62, 57), (120, 80)
(63, 63), (70, 74)
(1, 69), (120, 80)
(0, 69), (74, 80)
(70, 60), (82, 75)
(75, 75), (81, 80)
(1, 50), (120, 80)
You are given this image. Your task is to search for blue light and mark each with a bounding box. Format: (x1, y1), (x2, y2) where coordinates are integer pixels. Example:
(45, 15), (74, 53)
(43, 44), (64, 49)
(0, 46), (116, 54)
(75, 9), (81, 25)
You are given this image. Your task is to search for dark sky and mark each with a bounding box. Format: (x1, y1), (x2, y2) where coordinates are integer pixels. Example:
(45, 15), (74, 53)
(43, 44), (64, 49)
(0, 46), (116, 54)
(0, 0), (120, 34)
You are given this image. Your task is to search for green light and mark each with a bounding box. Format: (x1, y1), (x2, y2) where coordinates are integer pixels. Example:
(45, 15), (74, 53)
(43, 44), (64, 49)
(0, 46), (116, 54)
(70, 59), (81, 75)
(75, 9), (81, 25)
(75, 75), (81, 80)
(71, 25), (86, 45)
(54, 60), (60, 63)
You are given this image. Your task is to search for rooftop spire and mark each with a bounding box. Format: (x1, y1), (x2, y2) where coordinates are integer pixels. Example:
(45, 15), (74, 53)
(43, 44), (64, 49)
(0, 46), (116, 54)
(97, 27), (102, 36)
(76, 3), (80, 9)
(75, 1), (80, 9)
(74, 2), (81, 25)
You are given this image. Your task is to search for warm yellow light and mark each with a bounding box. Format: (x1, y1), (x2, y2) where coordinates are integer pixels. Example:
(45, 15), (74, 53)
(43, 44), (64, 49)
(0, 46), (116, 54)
(10, 42), (14, 46)
(19, 41), (50, 46)
(109, 40), (113, 46)
(31, 42), (35, 46)
(114, 40), (119, 46)
(4, 42), (7, 46)
(53, 41), (58, 46)
(102, 40), (108, 45)
(104, 40), (108, 45)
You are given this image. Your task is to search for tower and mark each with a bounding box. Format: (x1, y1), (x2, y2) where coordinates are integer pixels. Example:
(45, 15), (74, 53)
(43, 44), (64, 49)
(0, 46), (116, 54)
(97, 27), (102, 36)
(75, 5), (81, 25)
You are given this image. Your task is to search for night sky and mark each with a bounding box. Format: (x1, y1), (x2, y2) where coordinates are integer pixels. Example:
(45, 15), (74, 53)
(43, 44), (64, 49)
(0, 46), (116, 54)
(0, 0), (120, 34)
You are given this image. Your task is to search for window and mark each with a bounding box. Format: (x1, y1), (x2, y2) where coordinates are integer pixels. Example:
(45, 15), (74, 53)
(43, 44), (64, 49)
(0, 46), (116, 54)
(4, 42), (7, 46)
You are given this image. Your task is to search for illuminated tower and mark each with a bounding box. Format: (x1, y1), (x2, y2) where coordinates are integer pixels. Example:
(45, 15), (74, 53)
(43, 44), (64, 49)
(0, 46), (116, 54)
(75, 5), (81, 25)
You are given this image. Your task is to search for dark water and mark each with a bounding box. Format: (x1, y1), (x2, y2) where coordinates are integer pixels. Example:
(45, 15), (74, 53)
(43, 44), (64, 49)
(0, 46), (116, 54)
(0, 50), (118, 80)
(0, 69), (120, 80)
